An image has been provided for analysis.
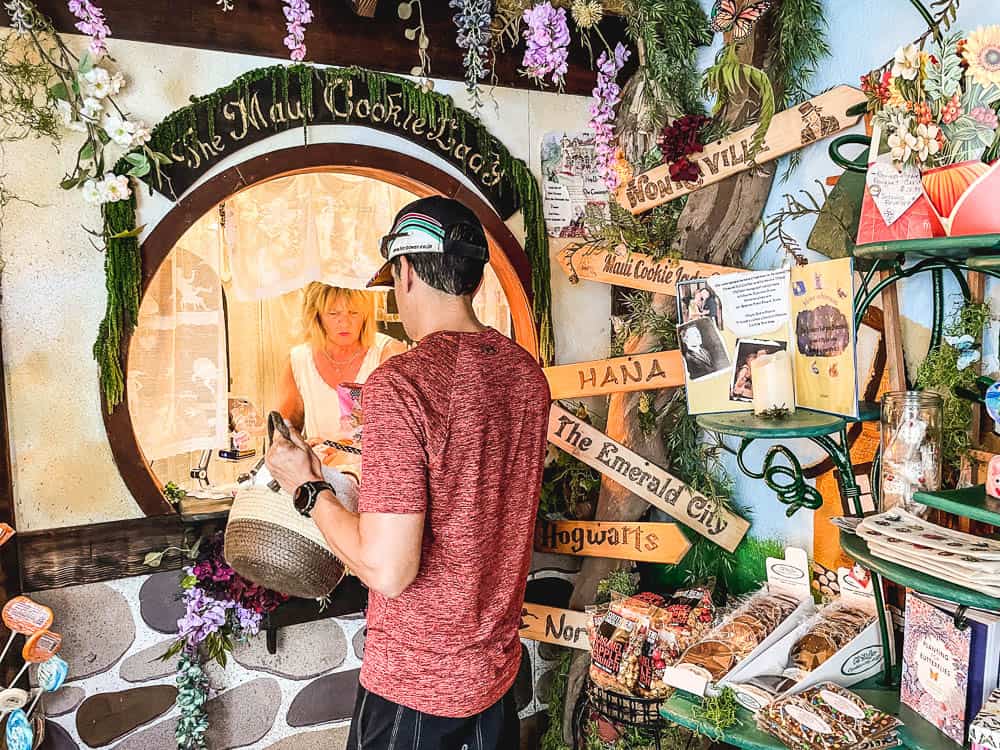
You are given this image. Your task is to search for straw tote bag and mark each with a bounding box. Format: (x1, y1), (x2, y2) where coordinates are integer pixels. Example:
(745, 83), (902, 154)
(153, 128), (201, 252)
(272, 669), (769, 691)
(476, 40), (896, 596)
(224, 413), (347, 599)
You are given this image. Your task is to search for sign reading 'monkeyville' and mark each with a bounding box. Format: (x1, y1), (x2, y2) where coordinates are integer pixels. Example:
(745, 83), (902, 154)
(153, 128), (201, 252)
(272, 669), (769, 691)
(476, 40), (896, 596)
(547, 404), (750, 552)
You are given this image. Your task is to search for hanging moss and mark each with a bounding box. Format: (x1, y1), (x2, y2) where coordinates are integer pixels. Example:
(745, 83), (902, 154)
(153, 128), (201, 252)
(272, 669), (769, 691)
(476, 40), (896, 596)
(98, 64), (554, 409)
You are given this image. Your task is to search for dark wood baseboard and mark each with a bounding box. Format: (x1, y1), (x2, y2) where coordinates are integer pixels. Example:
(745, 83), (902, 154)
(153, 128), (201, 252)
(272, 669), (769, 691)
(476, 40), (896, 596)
(18, 515), (218, 592)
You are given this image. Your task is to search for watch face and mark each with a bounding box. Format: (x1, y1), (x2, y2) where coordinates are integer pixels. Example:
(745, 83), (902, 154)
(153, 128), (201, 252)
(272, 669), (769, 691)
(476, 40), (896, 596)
(293, 484), (314, 514)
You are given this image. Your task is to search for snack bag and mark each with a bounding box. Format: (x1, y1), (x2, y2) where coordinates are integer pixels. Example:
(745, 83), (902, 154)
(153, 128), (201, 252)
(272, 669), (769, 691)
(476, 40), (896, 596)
(589, 594), (655, 695)
(637, 588), (715, 698)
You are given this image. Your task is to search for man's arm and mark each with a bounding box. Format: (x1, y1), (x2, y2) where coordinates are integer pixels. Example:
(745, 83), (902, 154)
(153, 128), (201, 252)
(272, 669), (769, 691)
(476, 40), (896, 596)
(265, 429), (424, 599)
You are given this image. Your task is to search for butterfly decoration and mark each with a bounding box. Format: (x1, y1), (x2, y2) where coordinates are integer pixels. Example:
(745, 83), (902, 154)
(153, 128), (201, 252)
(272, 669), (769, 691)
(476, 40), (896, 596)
(710, 0), (773, 42)
(945, 333), (981, 371)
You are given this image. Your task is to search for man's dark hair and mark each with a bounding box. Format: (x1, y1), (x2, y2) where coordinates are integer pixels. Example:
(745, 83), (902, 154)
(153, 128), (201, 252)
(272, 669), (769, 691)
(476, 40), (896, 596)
(391, 254), (485, 296)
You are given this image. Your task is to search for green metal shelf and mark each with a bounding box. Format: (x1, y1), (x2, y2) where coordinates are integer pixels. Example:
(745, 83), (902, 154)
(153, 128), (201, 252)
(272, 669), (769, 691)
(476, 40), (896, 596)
(660, 671), (960, 750)
(967, 254), (1000, 271)
(854, 233), (1000, 260)
(696, 409), (846, 439)
(913, 484), (1000, 526)
(841, 532), (1000, 610)
(852, 400), (880, 423)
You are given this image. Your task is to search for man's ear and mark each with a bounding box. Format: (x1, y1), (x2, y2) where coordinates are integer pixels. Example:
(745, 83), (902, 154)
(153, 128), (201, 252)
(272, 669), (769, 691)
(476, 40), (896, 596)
(398, 256), (415, 294)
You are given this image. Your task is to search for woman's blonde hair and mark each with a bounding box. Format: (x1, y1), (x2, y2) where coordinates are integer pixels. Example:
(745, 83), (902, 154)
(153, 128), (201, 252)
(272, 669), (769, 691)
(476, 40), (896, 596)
(302, 282), (378, 351)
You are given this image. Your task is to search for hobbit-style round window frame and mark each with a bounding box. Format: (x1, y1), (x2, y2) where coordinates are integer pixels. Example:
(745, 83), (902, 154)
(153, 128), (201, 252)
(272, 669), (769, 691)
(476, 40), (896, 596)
(104, 143), (540, 516)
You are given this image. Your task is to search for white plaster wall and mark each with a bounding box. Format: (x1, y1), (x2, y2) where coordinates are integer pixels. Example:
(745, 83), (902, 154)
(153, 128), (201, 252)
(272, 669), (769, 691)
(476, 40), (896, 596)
(0, 35), (610, 530)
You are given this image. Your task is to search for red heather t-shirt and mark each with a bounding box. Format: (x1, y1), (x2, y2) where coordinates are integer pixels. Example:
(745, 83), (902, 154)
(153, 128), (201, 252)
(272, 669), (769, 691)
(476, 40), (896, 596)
(357, 327), (550, 718)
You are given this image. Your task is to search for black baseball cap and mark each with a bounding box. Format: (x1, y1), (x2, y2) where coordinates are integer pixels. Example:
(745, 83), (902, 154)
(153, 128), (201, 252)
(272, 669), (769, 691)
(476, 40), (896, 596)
(366, 196), (490, 288)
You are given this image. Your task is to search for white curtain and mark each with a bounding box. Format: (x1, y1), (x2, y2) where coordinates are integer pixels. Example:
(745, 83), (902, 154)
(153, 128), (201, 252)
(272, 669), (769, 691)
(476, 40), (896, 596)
(128, 216), (228, 462)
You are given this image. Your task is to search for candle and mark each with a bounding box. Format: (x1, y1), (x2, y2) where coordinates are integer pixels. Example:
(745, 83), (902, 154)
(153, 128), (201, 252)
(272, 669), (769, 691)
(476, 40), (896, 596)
(750, 350), (795, 416)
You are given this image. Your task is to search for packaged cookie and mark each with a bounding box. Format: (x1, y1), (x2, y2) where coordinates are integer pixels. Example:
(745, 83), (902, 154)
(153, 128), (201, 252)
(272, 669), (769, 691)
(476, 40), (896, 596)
(636, 587), (715, 697)
(787, 603), (875, 675)
(799, 683), (901, 740)
(588, 594), (655, 695)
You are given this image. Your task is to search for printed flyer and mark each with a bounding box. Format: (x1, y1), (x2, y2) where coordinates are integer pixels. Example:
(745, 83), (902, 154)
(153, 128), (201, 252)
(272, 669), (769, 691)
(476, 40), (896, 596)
(678, 257), (859, 418)
(540, 131), (609, 237)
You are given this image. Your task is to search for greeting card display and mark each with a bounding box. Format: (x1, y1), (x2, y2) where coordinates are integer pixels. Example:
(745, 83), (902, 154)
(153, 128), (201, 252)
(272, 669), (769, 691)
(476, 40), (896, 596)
(901, 593), (972, 744)
(678, 257), (859, 418)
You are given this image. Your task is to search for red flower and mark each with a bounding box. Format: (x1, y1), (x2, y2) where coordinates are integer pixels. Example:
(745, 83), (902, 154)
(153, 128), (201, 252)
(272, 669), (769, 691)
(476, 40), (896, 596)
(669, 157), (701, 183)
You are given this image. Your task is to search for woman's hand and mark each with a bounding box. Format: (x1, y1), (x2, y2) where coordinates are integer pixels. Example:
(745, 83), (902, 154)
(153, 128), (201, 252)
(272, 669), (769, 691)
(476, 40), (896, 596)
(265, 422), (324, 494)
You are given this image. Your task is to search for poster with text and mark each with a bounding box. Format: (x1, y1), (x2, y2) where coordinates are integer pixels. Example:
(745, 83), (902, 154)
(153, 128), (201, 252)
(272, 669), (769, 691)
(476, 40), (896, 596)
(541, 131), (609, 237)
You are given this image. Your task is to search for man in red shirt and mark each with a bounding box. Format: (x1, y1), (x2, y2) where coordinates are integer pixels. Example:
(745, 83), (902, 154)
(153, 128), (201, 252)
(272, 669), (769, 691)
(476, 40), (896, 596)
(266, 196), (551, 748)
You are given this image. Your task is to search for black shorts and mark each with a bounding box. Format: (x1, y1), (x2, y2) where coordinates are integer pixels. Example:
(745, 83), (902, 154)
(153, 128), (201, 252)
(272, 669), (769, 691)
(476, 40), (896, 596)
(345, 683), (519, 750)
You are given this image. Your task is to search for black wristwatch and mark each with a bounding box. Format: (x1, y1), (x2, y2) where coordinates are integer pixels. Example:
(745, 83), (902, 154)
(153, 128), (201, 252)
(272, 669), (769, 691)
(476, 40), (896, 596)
(293, 480), (334, 517)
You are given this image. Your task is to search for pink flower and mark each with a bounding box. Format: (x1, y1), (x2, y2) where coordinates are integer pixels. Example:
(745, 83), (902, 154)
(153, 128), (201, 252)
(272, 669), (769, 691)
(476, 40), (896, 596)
(282, 0), (313, 61)
(521, 2), (570, 89)
(67, 0), (111, 57)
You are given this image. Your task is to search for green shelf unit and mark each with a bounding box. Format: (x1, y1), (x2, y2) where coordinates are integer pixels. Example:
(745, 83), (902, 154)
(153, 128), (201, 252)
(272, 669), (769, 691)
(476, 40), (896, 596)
(854, 233), (1000, 260)
(696, 409), (846, 439)
(659, 673), (961, 750)
(841, 532), (1000, 610)
(913, 484), (1000, 526)
(852, 400), (880, 423)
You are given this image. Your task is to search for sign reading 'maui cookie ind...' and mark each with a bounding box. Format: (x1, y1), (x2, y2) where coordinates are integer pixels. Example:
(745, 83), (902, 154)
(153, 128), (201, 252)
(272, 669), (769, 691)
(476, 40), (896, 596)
(615, 86), (867, 215)
(547, 404), (750, 552)
(556, 245), (736, 296)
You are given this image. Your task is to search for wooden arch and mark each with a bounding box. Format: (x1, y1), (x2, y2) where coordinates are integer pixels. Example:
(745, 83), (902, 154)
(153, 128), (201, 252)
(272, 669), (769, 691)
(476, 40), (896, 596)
(105, 143), (539, 516)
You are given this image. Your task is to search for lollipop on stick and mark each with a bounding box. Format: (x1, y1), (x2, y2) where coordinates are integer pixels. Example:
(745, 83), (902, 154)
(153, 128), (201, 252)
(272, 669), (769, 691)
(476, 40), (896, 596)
(7, 631), (61, 689)
(0, 688), (27, 715)
(5, 707), (32, 750)
(25, 656), (67, 717)
(0, 599), (52, 666)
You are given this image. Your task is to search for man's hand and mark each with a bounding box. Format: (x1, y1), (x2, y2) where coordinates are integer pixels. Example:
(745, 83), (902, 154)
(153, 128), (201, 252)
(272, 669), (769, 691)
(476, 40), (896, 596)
(265, 421), (323, 494)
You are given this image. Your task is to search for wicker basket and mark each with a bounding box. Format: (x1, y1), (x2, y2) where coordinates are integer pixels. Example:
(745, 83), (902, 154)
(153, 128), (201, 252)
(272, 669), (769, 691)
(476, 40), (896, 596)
(224, 485), (345, 599)
(587, 678), (667, 727)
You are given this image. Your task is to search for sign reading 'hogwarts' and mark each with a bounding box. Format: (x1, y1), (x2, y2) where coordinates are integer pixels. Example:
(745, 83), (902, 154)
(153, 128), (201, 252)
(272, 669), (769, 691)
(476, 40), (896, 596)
(143, 66), (518, 216)
(535, 520), (690, 563)
(547, 404), (750, 551)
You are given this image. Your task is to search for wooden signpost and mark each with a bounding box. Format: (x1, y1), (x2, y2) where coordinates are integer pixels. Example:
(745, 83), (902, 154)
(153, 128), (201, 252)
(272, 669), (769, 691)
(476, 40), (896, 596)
(616, 85), (867, 215)
(543, 350), (684, 400)
(547, 404), (750, 551)
(557, 244), (736, 296)
(519, 602), (590, 651)
(535, 519), (690, 563)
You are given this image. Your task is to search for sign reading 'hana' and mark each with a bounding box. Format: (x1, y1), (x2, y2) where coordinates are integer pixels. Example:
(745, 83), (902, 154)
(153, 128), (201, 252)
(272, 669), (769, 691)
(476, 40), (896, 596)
(143, 66), (518, 216)
(616, 86), (867, 215)
(519, 603), (590, 651)
(547, 404), (749, 551)
(535, 520), (690, 563)
(557, 245), (735, 296)
(544, 350), (684, 399)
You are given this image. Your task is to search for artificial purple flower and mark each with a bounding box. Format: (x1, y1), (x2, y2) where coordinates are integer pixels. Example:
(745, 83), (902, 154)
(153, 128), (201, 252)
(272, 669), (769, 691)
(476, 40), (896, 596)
(67, 0), (111, 57)
(177, 587), (233, 647)
(589, 42), (631, 191)
(521, 2), (570, 89)
(282, 0), (313, 62)
(233, 605), (262, 638)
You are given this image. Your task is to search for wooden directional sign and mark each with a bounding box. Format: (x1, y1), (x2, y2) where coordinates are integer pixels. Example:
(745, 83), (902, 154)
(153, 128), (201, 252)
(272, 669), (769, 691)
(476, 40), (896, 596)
(547, 404), (750, 551)
(544, 350), (685, 399)
(535, 519), (690, 563)
(616, 85), (867, 214)
(557, 244), (736, 296)
(519, 602), (590, 651)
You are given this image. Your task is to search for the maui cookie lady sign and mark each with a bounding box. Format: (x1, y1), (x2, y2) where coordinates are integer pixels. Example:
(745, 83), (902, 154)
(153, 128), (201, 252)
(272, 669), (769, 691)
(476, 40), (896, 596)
(143, 65), (519, 215)
(547, 405), (749, 551)
(557, 245), (736, 296)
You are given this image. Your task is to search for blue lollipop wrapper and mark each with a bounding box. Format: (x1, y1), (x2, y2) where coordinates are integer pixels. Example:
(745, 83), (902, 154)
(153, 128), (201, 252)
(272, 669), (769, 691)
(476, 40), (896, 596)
(36, 656), (67, 692)
(5, 708), (33, 750)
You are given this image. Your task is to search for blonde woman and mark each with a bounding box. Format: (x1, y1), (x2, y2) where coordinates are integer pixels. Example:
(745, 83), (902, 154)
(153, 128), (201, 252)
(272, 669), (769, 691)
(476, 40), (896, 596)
(278, 282), (405, 440)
